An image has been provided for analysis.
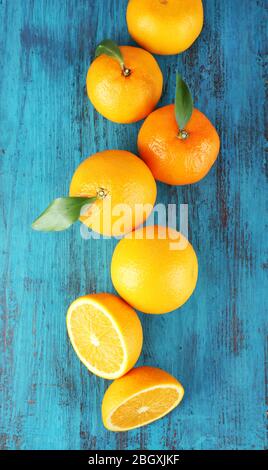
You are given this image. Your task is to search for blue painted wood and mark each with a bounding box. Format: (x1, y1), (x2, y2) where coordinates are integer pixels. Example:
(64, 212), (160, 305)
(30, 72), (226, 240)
(0, 0), (267, 450)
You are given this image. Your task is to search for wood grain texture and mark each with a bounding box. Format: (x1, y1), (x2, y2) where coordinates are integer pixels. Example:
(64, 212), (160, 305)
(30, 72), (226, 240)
(0, 0), (267, 450)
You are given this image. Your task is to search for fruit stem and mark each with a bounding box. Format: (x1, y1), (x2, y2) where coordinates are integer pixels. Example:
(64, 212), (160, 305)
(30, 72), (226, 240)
(177, 130), (189, 140)
(122, 65), (131, 77)
(96, 187), (108, 199)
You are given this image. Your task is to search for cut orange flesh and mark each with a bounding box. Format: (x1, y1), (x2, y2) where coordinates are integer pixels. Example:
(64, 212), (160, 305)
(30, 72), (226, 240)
(66, 293), (143, 379)
(102, 366), (184, 431)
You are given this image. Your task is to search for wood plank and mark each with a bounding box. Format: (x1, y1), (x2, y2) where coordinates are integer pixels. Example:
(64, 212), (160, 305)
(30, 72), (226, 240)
(0, 0), (266, 450)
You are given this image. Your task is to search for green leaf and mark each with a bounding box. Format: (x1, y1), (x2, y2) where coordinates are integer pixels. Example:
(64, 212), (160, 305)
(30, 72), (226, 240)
(31, 196), (96, 232)
(95, 39), (124, 70)
(175, 73), (193, 131)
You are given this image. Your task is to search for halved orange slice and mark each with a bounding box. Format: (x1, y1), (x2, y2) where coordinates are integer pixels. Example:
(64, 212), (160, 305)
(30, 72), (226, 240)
(102, 366), (184, 431)
(66, 293), (143, 379)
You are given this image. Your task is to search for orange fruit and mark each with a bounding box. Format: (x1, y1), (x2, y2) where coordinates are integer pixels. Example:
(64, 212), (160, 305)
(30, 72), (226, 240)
(86, 46), (163, 123)
(111, 225), (198, 314)
(69, 150), (157, 236)
(102, 366), (184, 431)
(138, 105), (220, 185)
(66, 293), (143, 379)
(126, 0), (204, 55)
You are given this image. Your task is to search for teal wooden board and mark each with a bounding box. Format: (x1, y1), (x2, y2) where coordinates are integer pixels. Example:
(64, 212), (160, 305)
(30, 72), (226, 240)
(0, 0), (267, 450)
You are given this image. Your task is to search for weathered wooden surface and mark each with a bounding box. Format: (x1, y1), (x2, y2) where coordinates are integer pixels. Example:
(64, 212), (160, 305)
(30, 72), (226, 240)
(0, 0), (267, 450)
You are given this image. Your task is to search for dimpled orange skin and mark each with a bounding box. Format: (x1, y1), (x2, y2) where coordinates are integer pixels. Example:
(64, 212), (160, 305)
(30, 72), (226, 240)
(69, 150), (157, 236)
(138, 105), (220, 185)
(86, 46), (163, 123)
(111, 225), (198, 314)
(126, 0), (204, 56)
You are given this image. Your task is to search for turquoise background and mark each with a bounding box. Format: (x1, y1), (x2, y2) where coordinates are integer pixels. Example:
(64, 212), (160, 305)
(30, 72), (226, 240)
(0, 0), (267, 450)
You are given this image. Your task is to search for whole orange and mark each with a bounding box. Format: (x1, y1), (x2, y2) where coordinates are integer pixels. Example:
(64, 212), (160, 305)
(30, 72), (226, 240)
(86, 46), (163, 123)
(138, 105), (220, 185)
(111, 225), (198, 314)
(126, 0), (204, 55)
(69, 150), (157, 236)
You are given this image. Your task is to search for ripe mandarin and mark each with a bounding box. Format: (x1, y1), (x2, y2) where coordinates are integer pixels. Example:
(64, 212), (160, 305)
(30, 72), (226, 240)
(87, 40), (163, 123)
(69, 150), (157, 236)
(126, 0), (203, 55)
(138, 74), (220, 185)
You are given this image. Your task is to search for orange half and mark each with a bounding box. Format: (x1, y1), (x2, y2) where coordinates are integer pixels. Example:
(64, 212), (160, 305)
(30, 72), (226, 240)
(102, 366), (184, 431)
(66, 293), (143, 379)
